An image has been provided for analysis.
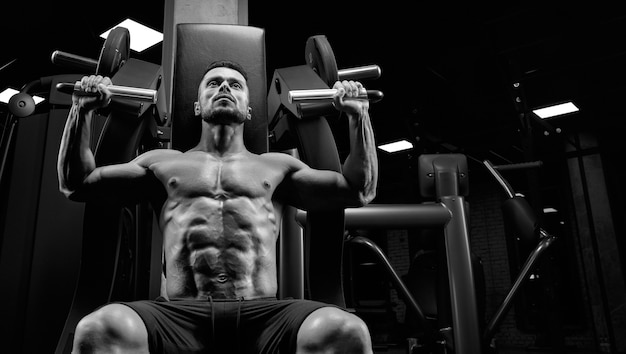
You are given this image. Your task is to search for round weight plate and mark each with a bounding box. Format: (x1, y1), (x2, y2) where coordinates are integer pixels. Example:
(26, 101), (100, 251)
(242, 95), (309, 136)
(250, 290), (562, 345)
(96, 26), (130, 77)
(305, 35), (339, 86)
(8, 92), (36, 117)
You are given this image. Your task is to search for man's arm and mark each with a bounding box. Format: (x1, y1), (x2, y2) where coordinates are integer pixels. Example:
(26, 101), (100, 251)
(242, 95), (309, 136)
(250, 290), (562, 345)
(282, 80), (378, 210)
(57, 75), (152, 202)
(337, 80), (378, 206)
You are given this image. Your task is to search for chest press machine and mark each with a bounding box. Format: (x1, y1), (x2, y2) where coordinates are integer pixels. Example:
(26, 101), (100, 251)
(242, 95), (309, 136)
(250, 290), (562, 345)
(51, 23), (381, 352)
(50, 23), (486, 354)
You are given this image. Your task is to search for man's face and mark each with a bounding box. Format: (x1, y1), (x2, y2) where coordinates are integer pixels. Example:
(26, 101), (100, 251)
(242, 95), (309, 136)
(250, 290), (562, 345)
(195, 67), (251, 124)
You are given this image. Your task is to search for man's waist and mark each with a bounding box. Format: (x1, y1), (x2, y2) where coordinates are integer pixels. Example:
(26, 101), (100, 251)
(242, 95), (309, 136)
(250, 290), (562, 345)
(162, 295), (278, 302)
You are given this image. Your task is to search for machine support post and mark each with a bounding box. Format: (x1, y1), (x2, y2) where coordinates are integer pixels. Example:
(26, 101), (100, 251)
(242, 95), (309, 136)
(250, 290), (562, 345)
(419, 153), (481, 353)
(441, 195), (481, 353)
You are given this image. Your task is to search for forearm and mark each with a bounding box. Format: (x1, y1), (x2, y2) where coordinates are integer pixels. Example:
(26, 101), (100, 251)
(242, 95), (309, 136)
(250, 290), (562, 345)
(57, 104), (96, 197)
(341, 107), (378, 205)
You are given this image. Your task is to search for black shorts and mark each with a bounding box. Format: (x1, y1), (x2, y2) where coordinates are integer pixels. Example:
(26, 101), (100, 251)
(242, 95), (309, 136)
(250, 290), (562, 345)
(115, 296), (336, 353)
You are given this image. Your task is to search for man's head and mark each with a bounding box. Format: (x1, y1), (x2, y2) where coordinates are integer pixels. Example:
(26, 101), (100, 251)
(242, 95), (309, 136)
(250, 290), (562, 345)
(194, 60), (252, 125)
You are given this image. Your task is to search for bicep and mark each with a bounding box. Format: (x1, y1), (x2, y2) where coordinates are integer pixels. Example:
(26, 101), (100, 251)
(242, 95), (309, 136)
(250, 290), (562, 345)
(87, 161), (149, 182)
(286, 166), (356, 210)
(71, 161), (152, 202)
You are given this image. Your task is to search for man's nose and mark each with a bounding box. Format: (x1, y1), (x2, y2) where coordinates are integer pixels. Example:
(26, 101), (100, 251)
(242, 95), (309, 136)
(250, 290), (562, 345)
(218, 82), (231, 92)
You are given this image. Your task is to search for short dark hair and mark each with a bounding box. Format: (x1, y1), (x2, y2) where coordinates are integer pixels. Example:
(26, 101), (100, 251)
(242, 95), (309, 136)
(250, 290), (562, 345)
(203, 60), (248, 82)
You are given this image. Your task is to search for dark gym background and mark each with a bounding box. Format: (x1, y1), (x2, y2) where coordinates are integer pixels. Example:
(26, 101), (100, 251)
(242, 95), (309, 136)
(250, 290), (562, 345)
(1, 1), (625, 353)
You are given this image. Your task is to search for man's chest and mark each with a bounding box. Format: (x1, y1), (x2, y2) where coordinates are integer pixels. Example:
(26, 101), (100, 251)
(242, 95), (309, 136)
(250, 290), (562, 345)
(152, 155), (284, 198)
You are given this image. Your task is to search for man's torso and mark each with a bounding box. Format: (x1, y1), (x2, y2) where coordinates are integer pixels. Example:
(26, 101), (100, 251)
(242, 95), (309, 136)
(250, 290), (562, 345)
(143, 150), (292, 300)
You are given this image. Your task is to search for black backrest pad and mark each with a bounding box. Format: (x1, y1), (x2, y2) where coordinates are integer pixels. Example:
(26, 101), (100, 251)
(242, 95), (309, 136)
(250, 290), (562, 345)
(172, 24), (268, 153)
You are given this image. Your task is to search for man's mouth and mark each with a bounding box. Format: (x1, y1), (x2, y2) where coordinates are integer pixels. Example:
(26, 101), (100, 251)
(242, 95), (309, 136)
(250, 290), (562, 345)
(214, 94), (235, 103)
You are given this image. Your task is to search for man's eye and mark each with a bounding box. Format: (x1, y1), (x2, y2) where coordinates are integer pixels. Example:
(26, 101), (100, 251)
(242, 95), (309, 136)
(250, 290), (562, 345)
(232, 82), (242, 89)
(207, 81), (218, 87)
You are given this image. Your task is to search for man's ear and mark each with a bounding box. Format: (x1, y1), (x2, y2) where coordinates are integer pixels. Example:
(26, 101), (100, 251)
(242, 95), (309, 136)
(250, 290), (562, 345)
(247, 106), (252, 120)
(194, 101), (201, 116)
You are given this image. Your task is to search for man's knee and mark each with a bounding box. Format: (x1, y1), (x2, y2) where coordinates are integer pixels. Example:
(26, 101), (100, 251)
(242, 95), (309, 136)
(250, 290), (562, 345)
(297, 307), (372, 353)
(73, 304), (148, 353)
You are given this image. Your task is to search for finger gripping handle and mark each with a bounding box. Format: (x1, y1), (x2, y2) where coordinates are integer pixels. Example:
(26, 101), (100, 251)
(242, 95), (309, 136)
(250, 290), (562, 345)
(55, 82), (158, 103)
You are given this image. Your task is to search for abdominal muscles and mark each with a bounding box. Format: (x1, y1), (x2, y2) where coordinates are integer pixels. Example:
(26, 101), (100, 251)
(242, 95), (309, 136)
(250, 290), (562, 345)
(162, 196), (278, 299)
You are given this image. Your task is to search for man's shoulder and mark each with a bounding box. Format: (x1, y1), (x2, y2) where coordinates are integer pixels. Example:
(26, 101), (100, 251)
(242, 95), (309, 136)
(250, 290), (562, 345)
(258, 151), (306, 167)
(142, 148), (182, 157)
(135, 148), (183, 164)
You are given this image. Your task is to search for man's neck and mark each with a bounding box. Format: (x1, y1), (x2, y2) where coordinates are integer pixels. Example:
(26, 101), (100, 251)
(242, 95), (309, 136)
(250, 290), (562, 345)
(196, 122), (246, 156)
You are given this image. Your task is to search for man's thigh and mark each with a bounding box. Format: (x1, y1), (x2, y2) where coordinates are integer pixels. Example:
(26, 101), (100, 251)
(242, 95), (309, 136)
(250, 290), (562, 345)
(239, 298), (332, 353)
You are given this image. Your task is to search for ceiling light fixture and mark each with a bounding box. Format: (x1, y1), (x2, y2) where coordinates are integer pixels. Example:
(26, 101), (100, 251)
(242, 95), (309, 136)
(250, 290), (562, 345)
(532, 101), (579, 119)
(100, 18), (163, 52)
(378, 139), (413, 153)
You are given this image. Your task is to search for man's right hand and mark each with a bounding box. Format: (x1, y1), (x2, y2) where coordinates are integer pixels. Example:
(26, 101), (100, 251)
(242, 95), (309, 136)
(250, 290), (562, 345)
(74, 75), (113, 111)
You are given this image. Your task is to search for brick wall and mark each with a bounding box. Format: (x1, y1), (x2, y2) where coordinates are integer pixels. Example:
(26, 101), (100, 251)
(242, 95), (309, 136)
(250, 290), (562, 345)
(386, 229), (410, 323)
